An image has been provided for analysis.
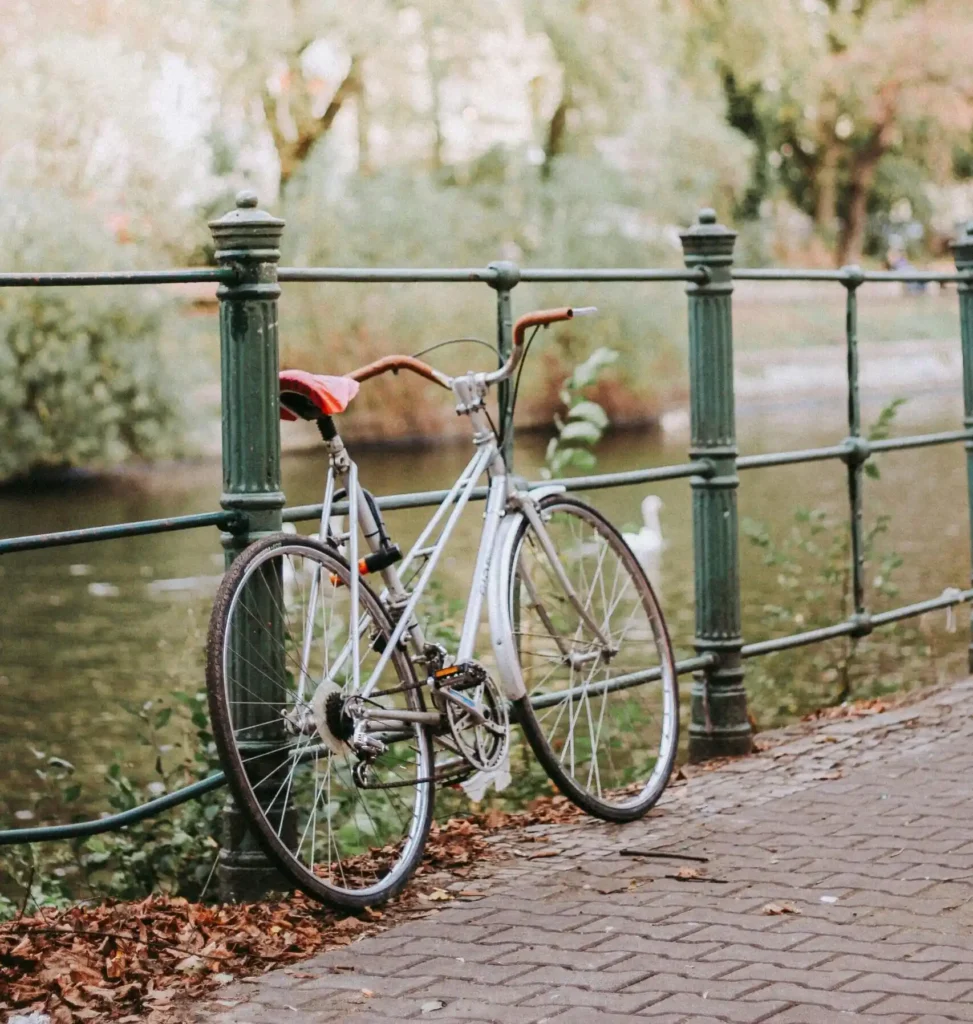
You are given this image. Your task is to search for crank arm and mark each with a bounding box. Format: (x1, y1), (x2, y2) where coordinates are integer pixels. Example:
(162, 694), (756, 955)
(442, 688), (506, 735)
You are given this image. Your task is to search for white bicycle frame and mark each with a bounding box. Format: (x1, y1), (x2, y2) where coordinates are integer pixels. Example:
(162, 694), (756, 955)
(293, 367), (610, 725)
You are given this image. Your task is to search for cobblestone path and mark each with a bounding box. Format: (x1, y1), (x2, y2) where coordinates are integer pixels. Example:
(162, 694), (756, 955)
(194, 679), (973, 1023)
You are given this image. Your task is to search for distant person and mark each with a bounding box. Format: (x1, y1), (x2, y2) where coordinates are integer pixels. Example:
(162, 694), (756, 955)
(886, 248), (926, 295)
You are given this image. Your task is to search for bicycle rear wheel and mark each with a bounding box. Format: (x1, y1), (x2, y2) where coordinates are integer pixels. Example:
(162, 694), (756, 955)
(206, 533), (433, 909)
(502, 495), (678, 821)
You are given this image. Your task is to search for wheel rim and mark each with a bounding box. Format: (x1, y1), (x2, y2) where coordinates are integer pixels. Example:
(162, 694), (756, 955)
(217, 542), (431, 900)
(511, 501), (677, 809)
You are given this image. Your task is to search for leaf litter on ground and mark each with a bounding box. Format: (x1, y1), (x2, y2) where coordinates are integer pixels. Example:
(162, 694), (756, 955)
(1, 796), (581, 1023)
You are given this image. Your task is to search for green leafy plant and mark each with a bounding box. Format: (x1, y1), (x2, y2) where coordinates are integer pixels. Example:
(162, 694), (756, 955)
(740, 398), (943, 725)
(0, 688), (222, 919)
(541, 347), (618, 478)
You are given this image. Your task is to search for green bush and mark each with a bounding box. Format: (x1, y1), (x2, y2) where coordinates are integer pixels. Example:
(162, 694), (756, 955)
(0, 191), (184, 482)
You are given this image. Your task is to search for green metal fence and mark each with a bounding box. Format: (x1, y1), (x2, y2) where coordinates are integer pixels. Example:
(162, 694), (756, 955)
(3, 192), (973, 899)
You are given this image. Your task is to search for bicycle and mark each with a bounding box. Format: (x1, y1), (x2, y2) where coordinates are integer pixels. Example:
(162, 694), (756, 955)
(205, 306), (678, 909)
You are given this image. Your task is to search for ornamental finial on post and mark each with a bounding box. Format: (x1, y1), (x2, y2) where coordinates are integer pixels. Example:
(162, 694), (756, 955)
(209, 190), (285, 264)
(679, 208), (736, 289)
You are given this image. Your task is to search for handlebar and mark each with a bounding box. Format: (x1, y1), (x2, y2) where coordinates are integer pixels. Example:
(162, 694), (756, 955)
(486, 305), (597, 385)
(346, 354), (452, 389)
(344, 306), (597, 390)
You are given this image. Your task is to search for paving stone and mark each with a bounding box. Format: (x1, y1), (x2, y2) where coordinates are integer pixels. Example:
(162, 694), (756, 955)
(719, 962), (860, 990)
(510, 963), (649, 992)
(623, 971), (764, 999)
(838, 972), (973, 1001)
(521, 988), (659, 1013)
(762, 1008), (915, 1023)
(864, 995), (973, 1019)
(640, 993), (789, 1021)
(492, 946), (635, 970)
(824, 953), (953, 978)
(736, 980), (883, 1012)
(406, 1001), (563, 1023)
(699, 942), (834, 969)
(296, 973), (433, 996)
(390, 956), (532, 984)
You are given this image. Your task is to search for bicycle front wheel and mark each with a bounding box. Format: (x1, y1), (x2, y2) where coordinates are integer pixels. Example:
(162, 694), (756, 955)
(503, 496), (678, 822)
(206, 533), (433, 909)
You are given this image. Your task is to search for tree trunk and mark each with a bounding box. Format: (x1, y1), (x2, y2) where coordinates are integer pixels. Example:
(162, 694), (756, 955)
(428, 69), (445, 172)
(542, 90), (570, 180)
(837, 148), (882, 266)
(420, 15), (446, 173)
(815, 141), (840, 243)
(264, 55), (362, 190)
(355, 74), (371, 175)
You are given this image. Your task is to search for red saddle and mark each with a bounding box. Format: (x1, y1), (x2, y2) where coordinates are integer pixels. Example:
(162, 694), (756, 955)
(279, 370), (360, 421)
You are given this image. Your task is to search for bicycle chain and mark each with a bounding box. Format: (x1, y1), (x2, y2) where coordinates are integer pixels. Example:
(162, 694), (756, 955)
(355, 762), (473, 790)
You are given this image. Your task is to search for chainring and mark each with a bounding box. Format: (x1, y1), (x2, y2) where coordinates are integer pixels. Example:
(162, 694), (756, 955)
(437, 662), (509, 772)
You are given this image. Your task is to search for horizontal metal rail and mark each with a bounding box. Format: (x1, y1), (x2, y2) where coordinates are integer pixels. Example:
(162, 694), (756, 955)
(733, 268), (973, 284)
(0, 772), (226, 846)
(276, 266), (707, 285)
(742, 587), (973, 659)
(0, 510), (242, 556)
(738, 445), (849, 471)
(737, 430), (973, 472)
(521, 268), (706, 283)
(870, 430), (973, 453)
(279, 267), (502, 284)
(0, 269), (232, 287)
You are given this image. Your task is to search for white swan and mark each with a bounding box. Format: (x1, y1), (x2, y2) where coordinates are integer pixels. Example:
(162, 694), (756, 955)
(623, 495), (665, 593)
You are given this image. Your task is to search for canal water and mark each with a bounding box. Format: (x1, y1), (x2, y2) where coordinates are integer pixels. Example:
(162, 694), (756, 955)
(0, 387), (969, 823)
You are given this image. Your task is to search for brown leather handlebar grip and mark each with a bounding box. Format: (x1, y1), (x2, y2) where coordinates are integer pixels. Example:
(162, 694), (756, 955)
(513, 307), (575, 348)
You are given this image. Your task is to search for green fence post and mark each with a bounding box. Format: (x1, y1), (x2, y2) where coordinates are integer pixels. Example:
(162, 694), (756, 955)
(209, 190), (287, 900)
(954, 222), (973, 671)
(488, 260), (520, 467)
(681, 208), (752, 762)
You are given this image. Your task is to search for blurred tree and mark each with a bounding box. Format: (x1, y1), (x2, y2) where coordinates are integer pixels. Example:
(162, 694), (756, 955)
(692, 0), (973, 263)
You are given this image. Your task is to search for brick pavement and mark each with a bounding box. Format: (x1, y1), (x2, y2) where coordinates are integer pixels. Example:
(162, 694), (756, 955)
(193, 679), (973, 1023)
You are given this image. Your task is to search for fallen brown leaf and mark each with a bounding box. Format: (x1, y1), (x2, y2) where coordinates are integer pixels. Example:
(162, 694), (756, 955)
(761, 902), (801, 916)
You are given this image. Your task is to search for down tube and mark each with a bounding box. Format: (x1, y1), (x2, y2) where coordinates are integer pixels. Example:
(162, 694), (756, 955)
(457, 474), (509, 663)
(358, 442), (496, 697)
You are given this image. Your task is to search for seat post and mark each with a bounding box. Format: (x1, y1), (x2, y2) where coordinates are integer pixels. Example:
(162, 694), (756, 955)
(317, 415), (338, 442)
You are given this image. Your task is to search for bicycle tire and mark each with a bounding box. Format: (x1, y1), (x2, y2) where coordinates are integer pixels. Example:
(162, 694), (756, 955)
(206, 532), (434, 909)
(502, 496), (679, 822)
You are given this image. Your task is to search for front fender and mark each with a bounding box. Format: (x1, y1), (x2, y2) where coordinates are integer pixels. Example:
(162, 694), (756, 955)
(487, 485), (564, 700)
(487, 505), (529, 700)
